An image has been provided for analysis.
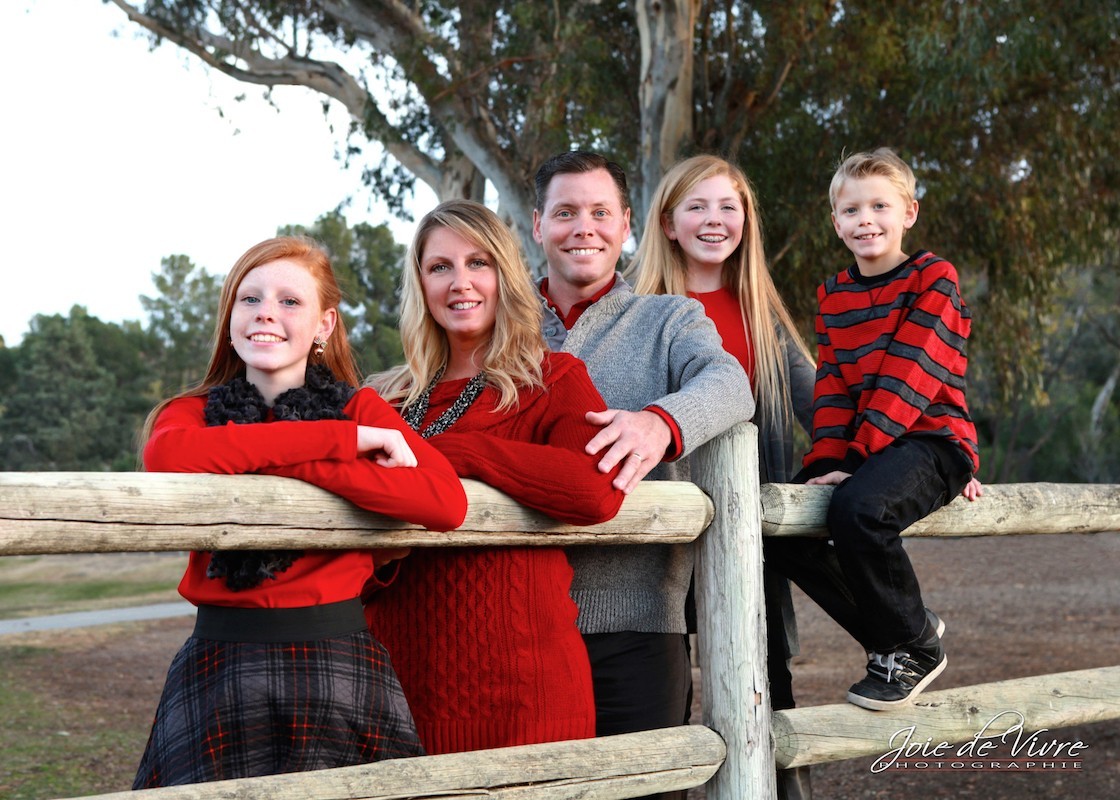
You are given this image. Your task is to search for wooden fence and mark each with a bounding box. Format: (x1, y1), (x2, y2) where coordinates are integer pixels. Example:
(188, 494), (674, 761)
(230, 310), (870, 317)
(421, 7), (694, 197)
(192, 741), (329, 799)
(2, 423), (1119, 799)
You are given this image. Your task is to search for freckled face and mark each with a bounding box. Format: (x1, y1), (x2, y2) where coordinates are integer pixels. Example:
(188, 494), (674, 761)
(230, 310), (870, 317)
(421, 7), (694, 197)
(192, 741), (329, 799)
(663, 174), (746, 274)
(229, 258), (335, 392)
(419, 225), (499, 347)
(533, 168), (631, 295)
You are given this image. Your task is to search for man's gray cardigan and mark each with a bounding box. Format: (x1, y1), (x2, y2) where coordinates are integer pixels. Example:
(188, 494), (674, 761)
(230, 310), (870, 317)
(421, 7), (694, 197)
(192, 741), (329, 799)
(539, 274), (754, 635)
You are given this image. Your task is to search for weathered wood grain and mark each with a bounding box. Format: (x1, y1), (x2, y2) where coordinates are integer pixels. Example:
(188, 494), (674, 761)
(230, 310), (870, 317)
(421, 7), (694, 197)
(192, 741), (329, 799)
(773, 665), (1120, 768)
(760, 482), (1120, 537)
(693, 424), (777, 800)
(61, 725), (726, 800)
(0, 473), (712, 554)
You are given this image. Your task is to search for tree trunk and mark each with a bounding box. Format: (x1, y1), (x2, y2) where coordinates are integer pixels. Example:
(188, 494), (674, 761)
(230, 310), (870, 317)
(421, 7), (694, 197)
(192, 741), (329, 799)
(635, 0), (700, 222)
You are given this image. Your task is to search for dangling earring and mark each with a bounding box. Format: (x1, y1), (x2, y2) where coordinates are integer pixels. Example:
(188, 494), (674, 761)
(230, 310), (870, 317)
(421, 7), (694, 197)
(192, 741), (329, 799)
(313, 338), (327, 357)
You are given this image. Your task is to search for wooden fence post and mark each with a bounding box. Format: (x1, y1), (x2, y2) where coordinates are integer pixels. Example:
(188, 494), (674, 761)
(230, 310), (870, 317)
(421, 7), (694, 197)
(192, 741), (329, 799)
(692, 423), (776, 799)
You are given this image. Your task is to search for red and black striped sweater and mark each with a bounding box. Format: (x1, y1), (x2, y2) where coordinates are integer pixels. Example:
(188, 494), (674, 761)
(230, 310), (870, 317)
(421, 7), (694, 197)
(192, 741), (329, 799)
(804, 250), (980, 475)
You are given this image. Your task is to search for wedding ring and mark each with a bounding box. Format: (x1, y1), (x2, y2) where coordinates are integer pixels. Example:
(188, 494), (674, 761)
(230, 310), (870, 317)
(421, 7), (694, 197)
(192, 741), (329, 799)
(628, 452), (645, 462)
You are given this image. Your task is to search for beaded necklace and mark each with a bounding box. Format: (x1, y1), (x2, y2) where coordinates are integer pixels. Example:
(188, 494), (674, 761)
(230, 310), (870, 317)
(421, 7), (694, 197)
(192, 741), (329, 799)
(402, 366), (488, 439)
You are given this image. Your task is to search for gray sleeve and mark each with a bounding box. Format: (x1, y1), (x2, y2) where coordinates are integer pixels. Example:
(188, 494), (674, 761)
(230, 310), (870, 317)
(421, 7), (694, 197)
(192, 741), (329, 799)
(649, 299), (755, 457)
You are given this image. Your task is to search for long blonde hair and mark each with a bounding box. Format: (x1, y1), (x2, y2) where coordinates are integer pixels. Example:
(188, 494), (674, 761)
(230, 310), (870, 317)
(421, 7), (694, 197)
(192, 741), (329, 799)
(139, 235), (360, 453)
(631, 155), (812, 426)
(370, 200), (545, 412)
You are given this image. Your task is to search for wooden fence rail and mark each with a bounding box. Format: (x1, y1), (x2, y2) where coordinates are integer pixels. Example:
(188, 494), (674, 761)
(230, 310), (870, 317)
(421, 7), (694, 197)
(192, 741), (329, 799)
(774, 666), (1120, 769)
(60, 726), (726, 800)
(0, 472), (712, 554)
(762, 482), (1120, 538)
(2, 422), (1119, 800)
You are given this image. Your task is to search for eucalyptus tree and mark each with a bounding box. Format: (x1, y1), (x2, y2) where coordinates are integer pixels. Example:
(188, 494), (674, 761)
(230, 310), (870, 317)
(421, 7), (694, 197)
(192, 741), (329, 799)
(109, 0), (652, 268)
(108, 0), (1120, 474)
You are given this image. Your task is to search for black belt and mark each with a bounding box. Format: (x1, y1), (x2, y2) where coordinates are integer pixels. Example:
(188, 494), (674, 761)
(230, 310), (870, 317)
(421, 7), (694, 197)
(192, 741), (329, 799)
(193, 598), (366, 643)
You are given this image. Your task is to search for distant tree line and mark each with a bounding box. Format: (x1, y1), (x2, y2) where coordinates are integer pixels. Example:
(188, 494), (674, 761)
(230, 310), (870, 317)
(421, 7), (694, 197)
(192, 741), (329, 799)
(0, 211), (405, 472)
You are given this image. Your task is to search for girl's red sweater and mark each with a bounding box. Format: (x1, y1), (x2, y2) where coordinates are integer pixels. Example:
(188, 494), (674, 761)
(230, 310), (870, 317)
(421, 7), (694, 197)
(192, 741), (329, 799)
(144, 387), (466, 608)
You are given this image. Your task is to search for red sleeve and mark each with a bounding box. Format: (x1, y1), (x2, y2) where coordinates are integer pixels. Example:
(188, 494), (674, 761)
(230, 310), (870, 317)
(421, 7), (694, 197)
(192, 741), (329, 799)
(265, 389), (467, 532)
(430, 358), (626, 526)
(644, 404), (684, 461)
(144, 395), (358, 473)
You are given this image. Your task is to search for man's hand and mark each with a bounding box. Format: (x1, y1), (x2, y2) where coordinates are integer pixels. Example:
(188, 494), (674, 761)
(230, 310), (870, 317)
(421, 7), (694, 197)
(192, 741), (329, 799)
(806, 470), (851, 486)
(584, 409), (671, 494)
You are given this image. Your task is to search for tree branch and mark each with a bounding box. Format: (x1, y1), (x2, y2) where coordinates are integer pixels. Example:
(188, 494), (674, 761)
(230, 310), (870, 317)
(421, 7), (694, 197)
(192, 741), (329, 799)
(106, 0), (443, 191)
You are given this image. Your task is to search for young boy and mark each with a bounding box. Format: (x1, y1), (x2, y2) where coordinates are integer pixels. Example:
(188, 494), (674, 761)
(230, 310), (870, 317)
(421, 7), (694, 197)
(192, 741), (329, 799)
(798, 148), (981, 710)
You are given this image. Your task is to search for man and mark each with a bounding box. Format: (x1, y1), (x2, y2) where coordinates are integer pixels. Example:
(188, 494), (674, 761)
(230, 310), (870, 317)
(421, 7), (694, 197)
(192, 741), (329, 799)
(531, 151), (753, 797)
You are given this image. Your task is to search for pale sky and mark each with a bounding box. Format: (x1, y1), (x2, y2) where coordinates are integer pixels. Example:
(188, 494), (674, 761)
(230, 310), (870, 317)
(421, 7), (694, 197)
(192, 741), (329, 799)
(2, 2), (433, 346)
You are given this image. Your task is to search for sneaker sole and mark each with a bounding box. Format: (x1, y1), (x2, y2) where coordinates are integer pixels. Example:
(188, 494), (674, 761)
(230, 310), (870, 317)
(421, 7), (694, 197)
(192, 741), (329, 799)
(846, 655), (948, 711)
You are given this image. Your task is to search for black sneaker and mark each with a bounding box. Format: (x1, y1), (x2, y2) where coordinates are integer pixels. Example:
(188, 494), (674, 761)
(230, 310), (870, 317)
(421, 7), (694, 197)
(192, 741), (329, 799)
(926, 608), (946, 638)
(847, 626), (947, 711)
(864, 609), (944, 661)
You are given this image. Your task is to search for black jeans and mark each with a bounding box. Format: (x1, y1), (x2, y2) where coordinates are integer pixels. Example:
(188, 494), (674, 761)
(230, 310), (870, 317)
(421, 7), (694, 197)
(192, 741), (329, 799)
(769, 436), (971, 653)
(583, 631), (692, 800)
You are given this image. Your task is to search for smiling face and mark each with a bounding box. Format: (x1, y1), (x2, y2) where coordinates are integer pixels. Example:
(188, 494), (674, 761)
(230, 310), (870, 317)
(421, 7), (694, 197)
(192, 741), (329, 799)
(532, 168), (631, 307)
(419, 225), (499, 371)
(831, 174), (919, 276)
(229, 258), (336, 398)
(662, 174), (746, 284)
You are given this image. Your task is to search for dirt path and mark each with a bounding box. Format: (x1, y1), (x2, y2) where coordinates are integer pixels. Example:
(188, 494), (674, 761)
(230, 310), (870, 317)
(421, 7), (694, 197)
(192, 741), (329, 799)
(2, 533), (1117, 799)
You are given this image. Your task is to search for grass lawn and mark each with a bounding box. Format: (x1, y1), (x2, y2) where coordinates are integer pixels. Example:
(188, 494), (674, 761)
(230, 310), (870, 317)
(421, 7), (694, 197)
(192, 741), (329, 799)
(0, 555), (188, 798)
(0, 643), (143, 799)
(0, 618), (193, 800)
(0, 554), (186, 620)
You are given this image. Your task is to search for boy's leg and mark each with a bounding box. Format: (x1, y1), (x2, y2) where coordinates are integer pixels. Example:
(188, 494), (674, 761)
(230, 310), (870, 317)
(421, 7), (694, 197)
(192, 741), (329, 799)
(764, 536), (870, 650)
(830, 437), (972, 710)
(767, 456), (872, 651)
(827, 436), (963, 652)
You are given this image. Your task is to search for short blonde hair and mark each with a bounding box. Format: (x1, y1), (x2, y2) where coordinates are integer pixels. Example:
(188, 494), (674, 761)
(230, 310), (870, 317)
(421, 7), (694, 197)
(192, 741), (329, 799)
(829, 147), (917, 209)
(370, 200), (545, 412)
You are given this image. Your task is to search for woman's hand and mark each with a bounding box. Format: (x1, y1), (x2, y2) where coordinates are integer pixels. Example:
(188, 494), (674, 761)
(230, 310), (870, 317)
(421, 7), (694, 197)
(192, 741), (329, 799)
(357, 426), (418, 468)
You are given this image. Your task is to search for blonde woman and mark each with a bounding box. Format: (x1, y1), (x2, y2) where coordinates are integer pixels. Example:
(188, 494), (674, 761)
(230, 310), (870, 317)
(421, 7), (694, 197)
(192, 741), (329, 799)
(366, 200), (625, 753)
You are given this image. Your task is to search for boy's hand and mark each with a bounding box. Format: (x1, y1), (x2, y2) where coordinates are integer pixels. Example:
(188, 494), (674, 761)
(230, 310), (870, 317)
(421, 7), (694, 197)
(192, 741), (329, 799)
(806, 470), (851, 486)
(584, 408), (670, 494)
(357, 426), (418, 468)
(961, 477), (984, 501)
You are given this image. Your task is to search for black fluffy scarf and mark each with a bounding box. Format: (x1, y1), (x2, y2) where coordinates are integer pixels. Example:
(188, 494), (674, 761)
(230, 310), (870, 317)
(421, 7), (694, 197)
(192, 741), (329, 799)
(203, 364), (356, 591)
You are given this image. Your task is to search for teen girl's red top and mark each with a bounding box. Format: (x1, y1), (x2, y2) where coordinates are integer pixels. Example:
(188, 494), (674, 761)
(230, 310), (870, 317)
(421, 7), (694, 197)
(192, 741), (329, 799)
(144, 388), (467, 608)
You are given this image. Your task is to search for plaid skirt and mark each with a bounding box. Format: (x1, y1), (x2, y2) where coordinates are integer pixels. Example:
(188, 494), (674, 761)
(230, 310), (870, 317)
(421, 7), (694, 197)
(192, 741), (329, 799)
(134, 602), (423, 787)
